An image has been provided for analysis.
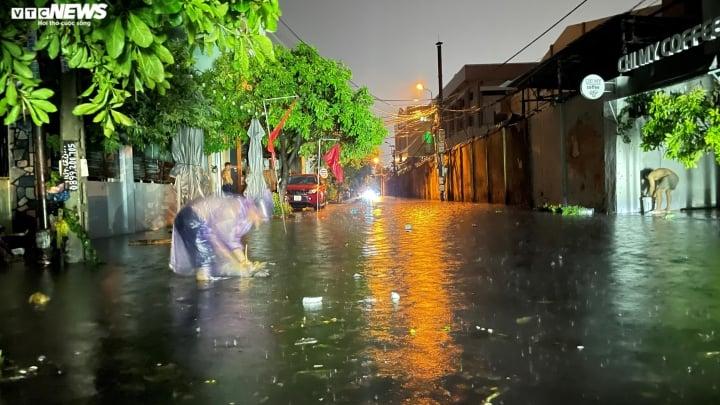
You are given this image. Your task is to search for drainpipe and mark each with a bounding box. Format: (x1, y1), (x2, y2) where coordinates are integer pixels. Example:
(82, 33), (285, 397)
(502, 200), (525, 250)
(502, 127), (508, 205)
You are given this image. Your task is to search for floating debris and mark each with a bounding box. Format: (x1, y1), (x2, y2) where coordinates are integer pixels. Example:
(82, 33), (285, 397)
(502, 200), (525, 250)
(516, 316), (535, 325)
(11, 248), (24, 256)
(28, 292), (50, 307)
(302, 297), (323, 305)
(577, 345), (585, 351)
(483, 390), (502, 404)
(704, 351), (720, 359)
(302, 297), (323, 311)
(294, 338), (318, 346)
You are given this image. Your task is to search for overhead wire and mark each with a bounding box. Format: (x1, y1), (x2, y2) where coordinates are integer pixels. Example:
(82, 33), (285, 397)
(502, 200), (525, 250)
(391, 0), (662, 157)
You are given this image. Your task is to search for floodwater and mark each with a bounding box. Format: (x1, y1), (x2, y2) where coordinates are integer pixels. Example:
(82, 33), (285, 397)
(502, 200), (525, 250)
(1, 198), (719, 404)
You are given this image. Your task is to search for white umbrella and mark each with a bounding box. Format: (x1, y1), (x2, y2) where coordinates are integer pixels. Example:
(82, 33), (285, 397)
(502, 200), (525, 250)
(244, 118), (269, 200)
(170, 127), (210, 211)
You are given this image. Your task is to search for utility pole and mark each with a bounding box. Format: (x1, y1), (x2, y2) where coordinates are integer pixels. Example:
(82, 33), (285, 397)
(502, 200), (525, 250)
(33, 125), (51, 265)
(436, 41), (446, 201)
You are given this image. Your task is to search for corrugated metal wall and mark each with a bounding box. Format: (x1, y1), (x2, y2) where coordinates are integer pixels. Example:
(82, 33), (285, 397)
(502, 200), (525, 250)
(386, 125), (532, 207)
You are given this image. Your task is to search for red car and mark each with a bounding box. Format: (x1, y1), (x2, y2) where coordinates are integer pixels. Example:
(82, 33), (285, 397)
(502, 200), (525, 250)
(286, 174), (326, 210)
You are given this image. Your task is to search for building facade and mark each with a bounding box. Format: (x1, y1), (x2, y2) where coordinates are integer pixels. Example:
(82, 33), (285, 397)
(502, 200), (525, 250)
(441, 63), (537, 148)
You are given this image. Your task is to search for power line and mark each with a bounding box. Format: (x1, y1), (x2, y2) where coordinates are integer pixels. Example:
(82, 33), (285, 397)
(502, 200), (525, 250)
(497, 0), (591, 67)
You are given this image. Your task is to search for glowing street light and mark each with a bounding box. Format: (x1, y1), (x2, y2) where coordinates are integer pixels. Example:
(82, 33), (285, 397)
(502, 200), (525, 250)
(415, 82), (433, 100)
(372, 157), (380, 165)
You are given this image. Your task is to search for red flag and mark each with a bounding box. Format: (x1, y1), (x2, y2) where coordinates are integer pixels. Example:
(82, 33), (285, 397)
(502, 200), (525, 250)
(323, 144), (344, 183)
(267, 100), (297, 160)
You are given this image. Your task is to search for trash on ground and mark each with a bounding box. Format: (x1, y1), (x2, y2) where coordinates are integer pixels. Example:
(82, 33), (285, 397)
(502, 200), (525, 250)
(704, 351), (720, 358)
(28, 292), (50, 306)
(404, 224), (412, 232)
(390, 292), (400, 303)
(577, 345), (585, 350)
(11, 248), (24, 256)
(302, 297), (323, 311)
(128, 238), (171, 246)
(294, 338), (318, 346)
(353, 273), (362, 280)
(483, 389), (502, 404)
(516, 316), (535, 325)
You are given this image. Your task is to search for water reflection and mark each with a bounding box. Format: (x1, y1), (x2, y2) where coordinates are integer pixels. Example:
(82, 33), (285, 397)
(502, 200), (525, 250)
(362, 201), (461, 402)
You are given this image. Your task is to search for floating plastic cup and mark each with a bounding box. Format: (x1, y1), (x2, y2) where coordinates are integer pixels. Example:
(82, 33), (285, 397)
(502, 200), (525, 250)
(302, 297), (323, 311)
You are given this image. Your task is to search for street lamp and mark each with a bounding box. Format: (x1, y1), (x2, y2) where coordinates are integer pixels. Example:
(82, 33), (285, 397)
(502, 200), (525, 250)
(415, 83), (433, 101)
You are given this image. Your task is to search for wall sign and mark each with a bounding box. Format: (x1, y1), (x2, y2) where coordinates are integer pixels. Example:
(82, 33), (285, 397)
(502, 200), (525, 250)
(580, 74), (606, 100)
(61, 142), (79, 191)
(618, 15), (720, 74)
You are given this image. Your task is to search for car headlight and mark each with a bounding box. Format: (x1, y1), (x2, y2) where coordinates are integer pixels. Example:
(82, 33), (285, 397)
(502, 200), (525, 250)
(308, 188), (317, 194)
(362, 189), (379, 201)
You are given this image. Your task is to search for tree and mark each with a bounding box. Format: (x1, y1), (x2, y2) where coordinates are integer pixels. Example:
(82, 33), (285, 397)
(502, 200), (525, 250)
(203, 44), (387, 186)
(0, 0), (280, 148)
(121, 39), (219, 152)
(641, 86), (720, 168)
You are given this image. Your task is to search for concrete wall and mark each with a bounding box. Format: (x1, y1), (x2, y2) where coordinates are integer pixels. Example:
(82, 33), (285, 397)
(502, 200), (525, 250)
(387, 124), (532, 206)
(87, 181), (176, 239)
(613, 76), (720, 214)
(528, 95), (606, 210)
(86, 146), (177, 239)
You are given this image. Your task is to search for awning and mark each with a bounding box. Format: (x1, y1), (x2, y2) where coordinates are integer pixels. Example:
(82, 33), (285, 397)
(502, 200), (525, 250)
(509, 13), (704, 91)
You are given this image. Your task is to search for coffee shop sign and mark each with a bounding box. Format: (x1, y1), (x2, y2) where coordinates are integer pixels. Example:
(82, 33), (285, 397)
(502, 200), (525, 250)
(618, 16), (720, 73)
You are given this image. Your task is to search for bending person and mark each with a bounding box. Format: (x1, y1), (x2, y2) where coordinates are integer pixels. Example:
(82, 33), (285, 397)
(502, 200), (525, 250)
(170, 194), (271, 280)
(644, 168), (679, 213)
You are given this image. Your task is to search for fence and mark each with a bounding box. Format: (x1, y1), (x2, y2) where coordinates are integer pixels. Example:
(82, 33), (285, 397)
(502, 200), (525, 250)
(386, 124), (532, 206)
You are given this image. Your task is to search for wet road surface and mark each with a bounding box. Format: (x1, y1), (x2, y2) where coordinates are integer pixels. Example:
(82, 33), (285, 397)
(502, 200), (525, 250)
(1, 198), (719, 404)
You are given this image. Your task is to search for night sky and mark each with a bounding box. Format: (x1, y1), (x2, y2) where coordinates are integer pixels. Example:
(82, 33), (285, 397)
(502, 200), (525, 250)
(274, 0), (659, 158)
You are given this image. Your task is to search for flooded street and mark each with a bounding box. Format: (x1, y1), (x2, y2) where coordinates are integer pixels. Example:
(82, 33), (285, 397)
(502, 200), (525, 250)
(1, 198), (719, 404)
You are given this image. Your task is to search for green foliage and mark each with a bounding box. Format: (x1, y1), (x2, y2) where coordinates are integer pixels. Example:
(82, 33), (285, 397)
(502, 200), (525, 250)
(63, 208), (99, 265)
(615, 84), (720, 168)
(540, 203), (589, 216)
(642, 87), (720, 167)
(202, 44), (387, 167)
(326, 182), (339, 202)
(617, 92), (654, 143)
(560, 205), (584, 216)
(271, 192), (292, 216)
(1, 0), (280, 149)
(122, 40), (218, 151)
